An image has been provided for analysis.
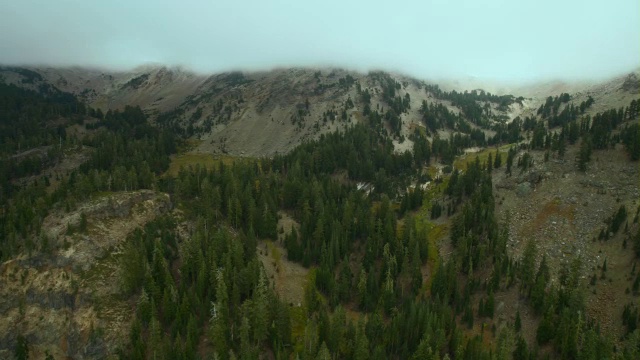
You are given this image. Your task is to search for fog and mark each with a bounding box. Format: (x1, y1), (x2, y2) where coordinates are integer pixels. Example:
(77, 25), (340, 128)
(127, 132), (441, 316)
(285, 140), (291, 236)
(0, 0), (638, 82)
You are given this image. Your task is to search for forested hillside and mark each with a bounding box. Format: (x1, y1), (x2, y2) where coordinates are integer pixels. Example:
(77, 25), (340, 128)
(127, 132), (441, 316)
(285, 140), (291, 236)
(0, 69), (639, 359)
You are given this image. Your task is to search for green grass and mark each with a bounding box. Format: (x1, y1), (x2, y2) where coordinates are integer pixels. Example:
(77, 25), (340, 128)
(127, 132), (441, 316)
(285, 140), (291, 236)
(166, 138), (237, 176)
(266, 240), (282, 269)
(453, 144), (511, 171)
(166, 149), (258, 177)
(414, 124), (428, 138)
(408, 168), (452, 282)
(166, 153), (219, 176)
(290, 305), (307, 353)
(290, 268), (319, 353)
(176, 138), (202, 153)
(426, 165), (439, 179)
(414, 210), (445, 270)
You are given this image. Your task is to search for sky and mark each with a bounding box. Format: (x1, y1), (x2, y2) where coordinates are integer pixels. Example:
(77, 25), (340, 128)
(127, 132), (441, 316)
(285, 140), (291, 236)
(0, 0), (638, 82)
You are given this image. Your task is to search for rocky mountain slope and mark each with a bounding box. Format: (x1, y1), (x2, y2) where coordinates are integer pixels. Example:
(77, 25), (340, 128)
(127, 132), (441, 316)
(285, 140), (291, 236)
(0, 64), (638, 358)
(0, 190), (171, 359)
(3, 65), (636, 157)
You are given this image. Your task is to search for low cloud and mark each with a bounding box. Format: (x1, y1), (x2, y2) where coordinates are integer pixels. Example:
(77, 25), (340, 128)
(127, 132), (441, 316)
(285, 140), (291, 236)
(0, 0), (638, 82)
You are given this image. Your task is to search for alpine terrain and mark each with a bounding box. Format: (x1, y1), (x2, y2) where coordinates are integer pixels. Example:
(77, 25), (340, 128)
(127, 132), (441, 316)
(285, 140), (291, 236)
(0, 65), (639, 359)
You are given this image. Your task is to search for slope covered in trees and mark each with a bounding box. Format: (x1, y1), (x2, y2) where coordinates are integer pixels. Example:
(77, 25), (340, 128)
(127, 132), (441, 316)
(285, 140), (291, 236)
(2, 72), (640, 359)
(115, 95), (640, 359)
(0, 85), (176, 261)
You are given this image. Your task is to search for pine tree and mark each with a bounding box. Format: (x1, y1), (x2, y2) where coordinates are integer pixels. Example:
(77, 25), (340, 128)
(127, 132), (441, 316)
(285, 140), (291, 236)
(129, 317), (145, 360)
(531, 255), (550, 314)
(211, 270), (229, 359)
(120, 240), (146, 296)
(486, 291), (495, 318)
(305, 275), (319, 314)
(487, 152), (493, 172)
(578, 135), (592, 171)
(316, 342), (331, 360)
(14, 334), (29, 360)
(303, 318), (320, 359)
(148, 315), (163, 360)
(494, 151), (502, 168)
(238, 316), (254, 360)
(354, 322), (370, 360)
(506, 147), (515, 175)
(520, 239), (537, 294)
(495, 327), (515, 360)
(412, 333), (435, 360)
(537, 314), (555, 345)
(79, 212), (88, 233)
(357, 268), (367, 309)
(252, 271), (269, 345)
(601, 258), (608, 279)
(558, 137), (566, 158)
(513, 335), (529, 359)
(136, 289), (151, 325)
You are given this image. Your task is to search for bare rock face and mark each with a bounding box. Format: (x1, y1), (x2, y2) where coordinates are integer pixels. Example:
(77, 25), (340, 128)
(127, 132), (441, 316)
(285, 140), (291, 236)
(0, 190), (171, 359)
(527, 170), (544, 185)
(494, 143), (640, 341)
(620, 73), (639, 93)
(516, 182), (532, 197)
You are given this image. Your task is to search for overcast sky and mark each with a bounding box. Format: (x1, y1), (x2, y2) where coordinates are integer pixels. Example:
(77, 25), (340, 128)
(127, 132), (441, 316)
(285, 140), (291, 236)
(0, 0), (638, 81)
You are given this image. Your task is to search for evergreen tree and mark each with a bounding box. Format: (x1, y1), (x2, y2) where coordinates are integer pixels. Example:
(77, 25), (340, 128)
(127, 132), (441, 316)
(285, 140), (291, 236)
(252, 271), (269, 345)
(14, 334), (29, 360)
(494, 151), (502, 168)
(211, 270), (229, 359)
(531, 255), (550, 314)
(519, 239), (537, 294)
(578, 135), (592, 171)
(506, 147), (515, 175)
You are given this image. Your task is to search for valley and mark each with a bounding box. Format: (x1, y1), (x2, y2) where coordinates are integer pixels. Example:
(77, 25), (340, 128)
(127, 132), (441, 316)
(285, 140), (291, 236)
(0, 65), (639, 359)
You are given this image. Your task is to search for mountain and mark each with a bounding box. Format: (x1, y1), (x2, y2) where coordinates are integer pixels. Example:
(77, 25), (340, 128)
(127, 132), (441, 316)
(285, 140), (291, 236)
(0, 65), (639, 359)
(2, 65), (637, 158)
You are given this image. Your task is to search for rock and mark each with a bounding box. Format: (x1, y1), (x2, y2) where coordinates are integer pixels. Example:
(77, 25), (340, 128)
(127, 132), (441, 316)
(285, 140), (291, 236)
(516, 182), (532, 197)
(620, 73), (640, 93)
(25, 288), (76, 310)
(528, 171), (543, 185)
(496, 180), (516, 190)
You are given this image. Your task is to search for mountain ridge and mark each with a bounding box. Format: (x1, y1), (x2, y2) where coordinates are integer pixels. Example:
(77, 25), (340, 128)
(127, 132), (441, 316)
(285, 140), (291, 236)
(0, 63), (639, 359)
(2, 65), (637, 158)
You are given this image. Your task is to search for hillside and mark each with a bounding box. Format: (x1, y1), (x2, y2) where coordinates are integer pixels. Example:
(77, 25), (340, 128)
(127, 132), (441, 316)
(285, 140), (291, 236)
(3, 65), (636, 158)
(0, 65), (639, 359)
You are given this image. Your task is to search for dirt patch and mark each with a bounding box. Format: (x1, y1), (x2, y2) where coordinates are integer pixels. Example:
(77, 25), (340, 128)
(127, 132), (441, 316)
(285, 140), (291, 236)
(258, 240), (308, 307)
(493, 286), (540, 347)
(257, 212), (308, 306)
(166, 152), (218, 176)
(517, 199), (576, 249)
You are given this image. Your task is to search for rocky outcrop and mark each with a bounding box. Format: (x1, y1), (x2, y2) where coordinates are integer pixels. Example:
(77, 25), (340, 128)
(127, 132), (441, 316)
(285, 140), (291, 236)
(0, 190), (171, 358)
(620, 73), (639, 93)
